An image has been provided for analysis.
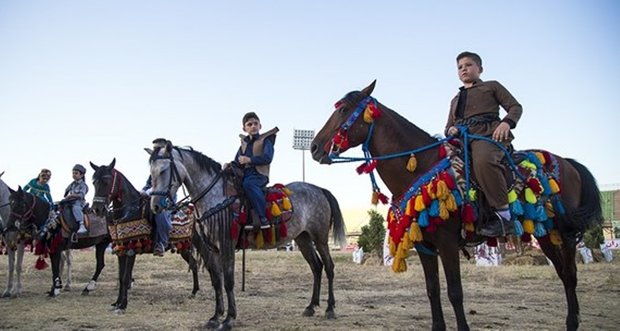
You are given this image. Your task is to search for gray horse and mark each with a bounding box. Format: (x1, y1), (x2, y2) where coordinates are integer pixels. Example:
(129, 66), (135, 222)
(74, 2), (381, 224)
(146, 141), (346, 330)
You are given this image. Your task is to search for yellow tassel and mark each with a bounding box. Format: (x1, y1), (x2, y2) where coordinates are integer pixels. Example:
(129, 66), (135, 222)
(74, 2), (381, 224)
(524, 188), (537, 204)
(445, 194), (458, 212)
(283, 187), (293, 196)
(405, 198), (414, 216)
(523, 219), (535, 234)
(548, 178), (560, 194)
(406, 154), (417, 173)
(519, 159), (537, 170)
(464, 222), (475, 232)
(545, 201), (555, 218)
(364, 107), (374, 123)
(270, 226), (277, 246)
(414, 195), (426, 212)
(436, 180), (449, 200)
(371, 191), (379, 205)
(401, 233), (411, 251)
(427, 185), (436, 199)
(389, 237), (396, 256)
(468, 188), (477, 202)
(387, 210), (394, 224)
(409, 223), (423, 242)
(271, 202), (282, 217)
(507, 189), (518, 203)
(392, 257), (407, 273)
(550, 229), (563, 246)
(282, 197), (292, 210)
(535, 152), (546, 165)
(255, 230), (264, 249)
(439, 201), (449, 220)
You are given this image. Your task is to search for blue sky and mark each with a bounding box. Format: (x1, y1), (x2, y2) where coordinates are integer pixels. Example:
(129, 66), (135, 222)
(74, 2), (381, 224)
(1, 1), (618, 231)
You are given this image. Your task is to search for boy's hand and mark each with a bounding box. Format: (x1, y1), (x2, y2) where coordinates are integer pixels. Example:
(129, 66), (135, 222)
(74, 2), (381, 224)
(238, 156), (251, 165)
(492, 122), (511, 142)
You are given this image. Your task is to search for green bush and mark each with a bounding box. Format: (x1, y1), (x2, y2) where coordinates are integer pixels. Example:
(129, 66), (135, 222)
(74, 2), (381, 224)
(583, 223), (604, 249)
(357, 209), (386, 260)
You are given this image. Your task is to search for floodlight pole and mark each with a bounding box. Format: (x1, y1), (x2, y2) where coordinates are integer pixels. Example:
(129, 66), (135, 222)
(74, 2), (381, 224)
(293, 129), (315, 183)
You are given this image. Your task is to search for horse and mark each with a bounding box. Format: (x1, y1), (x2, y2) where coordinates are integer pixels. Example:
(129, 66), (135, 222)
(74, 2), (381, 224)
(0, 173), (27, 298)
(90, 159), (201, 313)
(7, 186), (111, 297)
(146, 141), (346, 330)
(310, 81), (603, 331)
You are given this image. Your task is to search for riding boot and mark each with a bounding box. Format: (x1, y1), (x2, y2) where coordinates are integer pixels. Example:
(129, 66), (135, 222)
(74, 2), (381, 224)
(477, 212), (515, 237)
(77, 222), (88, 234)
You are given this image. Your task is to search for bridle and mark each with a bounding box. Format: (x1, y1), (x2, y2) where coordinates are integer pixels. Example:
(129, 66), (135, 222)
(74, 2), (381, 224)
(150, 151), (183, 209)
(93, 169), (122, 207)
(328, 95), (380, 157)
(9, 193), (37, 232)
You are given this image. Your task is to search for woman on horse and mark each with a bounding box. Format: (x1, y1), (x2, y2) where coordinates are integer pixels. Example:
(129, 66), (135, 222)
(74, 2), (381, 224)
(24, 168), (54, 206)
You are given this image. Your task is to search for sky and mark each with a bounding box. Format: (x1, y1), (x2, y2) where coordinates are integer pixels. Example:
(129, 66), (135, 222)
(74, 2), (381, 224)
(1, 1), (619, 232)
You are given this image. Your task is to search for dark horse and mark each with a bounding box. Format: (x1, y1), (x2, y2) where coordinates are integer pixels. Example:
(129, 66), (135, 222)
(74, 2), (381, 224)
(311, 81), (603, 331)
(147, 141), (346, 330)
(8, 187), (110, 296)
(90, 159), (201, 313)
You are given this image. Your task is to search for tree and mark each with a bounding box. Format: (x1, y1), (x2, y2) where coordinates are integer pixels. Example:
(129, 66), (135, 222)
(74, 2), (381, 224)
(583, 223), (604, 249)
(357, 209), (386, 261)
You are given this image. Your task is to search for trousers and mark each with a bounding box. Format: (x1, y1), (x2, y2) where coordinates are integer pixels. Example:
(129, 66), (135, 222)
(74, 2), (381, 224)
(471, 139), (510, 209)
(242, 174), (269, 218)
(154, 211), (172, 246)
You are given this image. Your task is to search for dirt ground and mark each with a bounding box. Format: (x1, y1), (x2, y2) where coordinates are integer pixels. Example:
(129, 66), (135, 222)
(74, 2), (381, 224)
(0, 248), (619, 331)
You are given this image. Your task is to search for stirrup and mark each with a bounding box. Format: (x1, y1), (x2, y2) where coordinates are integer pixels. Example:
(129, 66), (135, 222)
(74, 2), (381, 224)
(71, 232), (78, 243)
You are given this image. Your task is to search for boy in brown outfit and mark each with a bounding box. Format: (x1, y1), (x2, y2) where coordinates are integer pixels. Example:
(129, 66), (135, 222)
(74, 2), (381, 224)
(445, 51), (523, 237)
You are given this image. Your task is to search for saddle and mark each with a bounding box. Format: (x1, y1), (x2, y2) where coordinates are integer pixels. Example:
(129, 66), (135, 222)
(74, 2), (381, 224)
(57, 201), (95, 238)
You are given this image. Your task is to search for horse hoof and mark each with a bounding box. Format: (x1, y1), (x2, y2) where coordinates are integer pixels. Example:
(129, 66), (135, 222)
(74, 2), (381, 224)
(114, 308), (125, 315)
(1, 291), (11, 298)
(325, 310), (337, 320)
(63, 285), (72, 292)
(81, 290), (90, 296)
(302, 307), (315, 317)
(217, 319), (234, 331)
(205, 319), (220, 329)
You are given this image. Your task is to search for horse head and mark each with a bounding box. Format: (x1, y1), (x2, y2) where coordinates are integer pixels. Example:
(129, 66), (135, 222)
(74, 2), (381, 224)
(8, 186), (43, 232)
(146, 140), (190, 214)
(311, 80), (377, 164)
(90, 158), (117, 217)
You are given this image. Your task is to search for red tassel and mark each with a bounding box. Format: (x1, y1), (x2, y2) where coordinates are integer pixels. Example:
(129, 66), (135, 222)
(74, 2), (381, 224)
(230, 221), (240, 240)
(279, 221), (288, 238)
(421, 185), (432, 206)
(238, 211), (247, 224)
(377, 192), (389, 204)
(542, 151), (553, 166)
(356, 163), (367, 174)
(440, 172), (456, 190)
(34, 241), (46, 255)
(462, 203), (476, 223)
(265, 226), (273, 243)
(127, 241), (135, 250)
(521, 233), (532, 243)
(527, 178), (543, 195)
(486, 238), (498, 247)
(439, 145), (447, 158)
(49, 233), (64, 254)
(35, 256), (48, 270)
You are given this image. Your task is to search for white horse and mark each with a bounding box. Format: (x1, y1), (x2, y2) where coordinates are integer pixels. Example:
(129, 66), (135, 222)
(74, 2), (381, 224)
(0, 172), (72, 297)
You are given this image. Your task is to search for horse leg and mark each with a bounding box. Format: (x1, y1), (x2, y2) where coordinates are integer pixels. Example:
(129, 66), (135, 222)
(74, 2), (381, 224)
(181, 249), (200, 296)
(219, 253), (237, 331)
(82, 241), (107, 295)
(539, 238), (580, 331)
(314, 240), (337, 319)
(13, 243), (25, 297)
(61, 250), (73, 291)
(438, 246), (469, 331)
(49, 251), (63, 297)
(296, 233), (323, 317)
(205, 253), (225, 329)
(112, 255), (124, 309)
(419, 250), (446, 331)
(2, 249), (15, 298)
(116, 255), (135, 312)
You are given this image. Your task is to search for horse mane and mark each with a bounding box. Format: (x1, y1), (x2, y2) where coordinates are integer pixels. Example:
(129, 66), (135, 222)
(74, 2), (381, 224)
(379, 102), (438, 144)
(174, 146), (222, 175)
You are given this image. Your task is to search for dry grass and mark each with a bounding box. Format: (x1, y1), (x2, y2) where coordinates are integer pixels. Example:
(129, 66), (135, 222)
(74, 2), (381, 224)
(1, 249), (619, 330)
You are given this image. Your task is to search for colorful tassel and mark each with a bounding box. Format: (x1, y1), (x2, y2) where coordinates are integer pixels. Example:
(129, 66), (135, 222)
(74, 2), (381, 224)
(282, 197), (292, 210)
(279, 221), (288, 238)
(414, 194), (426, 211)
(507, 189), (518, 203)
(523, 219), (535, 234)
(468, 188), (477, 202)
(550, 229), (563, 245)
(527, 177), (543, 195)
(462, 203), (476, 223)
(445, 194), (458, 212)
(409, 222), (423, 242)
(548, 178), (560, 194)
(439, 201), (449, 220)
(436, 180), (449, 200)
(230, 221), (239, 240)
(270, 226), (277, 246)
(524, 188), (537, 204)
(255, 230), (264, 249)
(35, 256), (48, 270)
(514, 220), (524, 236)
(535, 152), (546, 165)
(418, 210), (429, 227)
(464, 222), (475, 232)
(406, 154), (417, 173)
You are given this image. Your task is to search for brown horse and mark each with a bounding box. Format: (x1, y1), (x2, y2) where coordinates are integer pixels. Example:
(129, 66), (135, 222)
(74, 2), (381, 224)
(311, 81), (603, 331)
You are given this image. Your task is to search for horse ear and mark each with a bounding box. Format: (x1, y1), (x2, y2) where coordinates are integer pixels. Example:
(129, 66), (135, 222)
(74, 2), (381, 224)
(109, 158), (116, 169)
(165, 141), (173, 153)
(361, 80), (376, 96)
(8, 186), (15, 194)
(17, 185), (23, 193)
(90, 161), (99, 171)
(145, 148), (153, 155)
(0, 171), (4, 178)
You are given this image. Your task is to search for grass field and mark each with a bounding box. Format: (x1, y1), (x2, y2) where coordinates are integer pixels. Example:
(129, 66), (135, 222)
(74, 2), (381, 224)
(1, 248), (619, 330)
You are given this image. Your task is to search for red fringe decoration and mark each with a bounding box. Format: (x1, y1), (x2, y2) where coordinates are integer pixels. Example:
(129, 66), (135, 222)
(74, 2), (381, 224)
(356, 160), (378, 174)
(462, 203), (476, 223)
(279, 221), (288, 238)
(356, 163), (367, 174)
(486, 238), (498, 247)
(527, 178), (543, 195)
(238, 211), (247, 225)
(35, 256), (48, 270)
(439, 145), (447, 158)
(230, 221), (240, 240)
(421, 185), (432, 206)
(439, 172), (456, 190)
(377, 192), (389, 204)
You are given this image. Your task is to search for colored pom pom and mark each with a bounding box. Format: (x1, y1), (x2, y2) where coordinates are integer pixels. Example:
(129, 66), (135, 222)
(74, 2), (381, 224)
(418, 210), (429, 227)
(439, 172), (456, 190)
(486, 238), (498, 247)
(452, 190), (463, 206)
(35, 256), (48, 270)
(539, 176), (552, 195)
(421, 186), (432, 206)
(545, 201), (555, 218)
(439, 201), (449, 220)
(527, 177), (543, 195)
(414, 194), (426, 212)
(552, 197), (566, 214)
(550, 229), (563, 246)
(524, 188), (537, 204)
(468, 189), (477, 202)
(377, 192), (389, 204)
(548, 178), (560, 194)
(282, 197), (292, 210)
(271, 202), (282, 217)
(371, 191), (379, 205)
(439, 145), (447, 158)
(521, 233), (532, 243)
(230, 221), (239, 240)
(514, 220), (524, 236)
(279, 221), (288, 238)
(464, 222), (475, 233)
(409, 222), (423, 242)
(507, 190), (518, 203)
(535, 152), (546, 165)
(510, 200), (524, 216)
(427, 183), (437, 200)
(534, 223), (547, 237)
(535, 205), (547, 222)
(523, 219), (535, 234)
(429, 200), (440, 217)
(405, 198), (414, 217)
(255, 230), (264, 249)
(519, 159), (537, 170)
(436, 180), (450, 200)
(445, 194), (458, 212)
(363, 107), (374, 123)
(462, 203), (476, 223)
(406, 154), (417, 173)
(524, 203), (536, 219)
(356, 162), (367, 174)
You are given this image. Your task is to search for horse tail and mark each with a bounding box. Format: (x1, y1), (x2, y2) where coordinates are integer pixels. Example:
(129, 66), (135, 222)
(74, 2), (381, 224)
(564, 158), (604, 237)
(321, 188), (347, 248)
